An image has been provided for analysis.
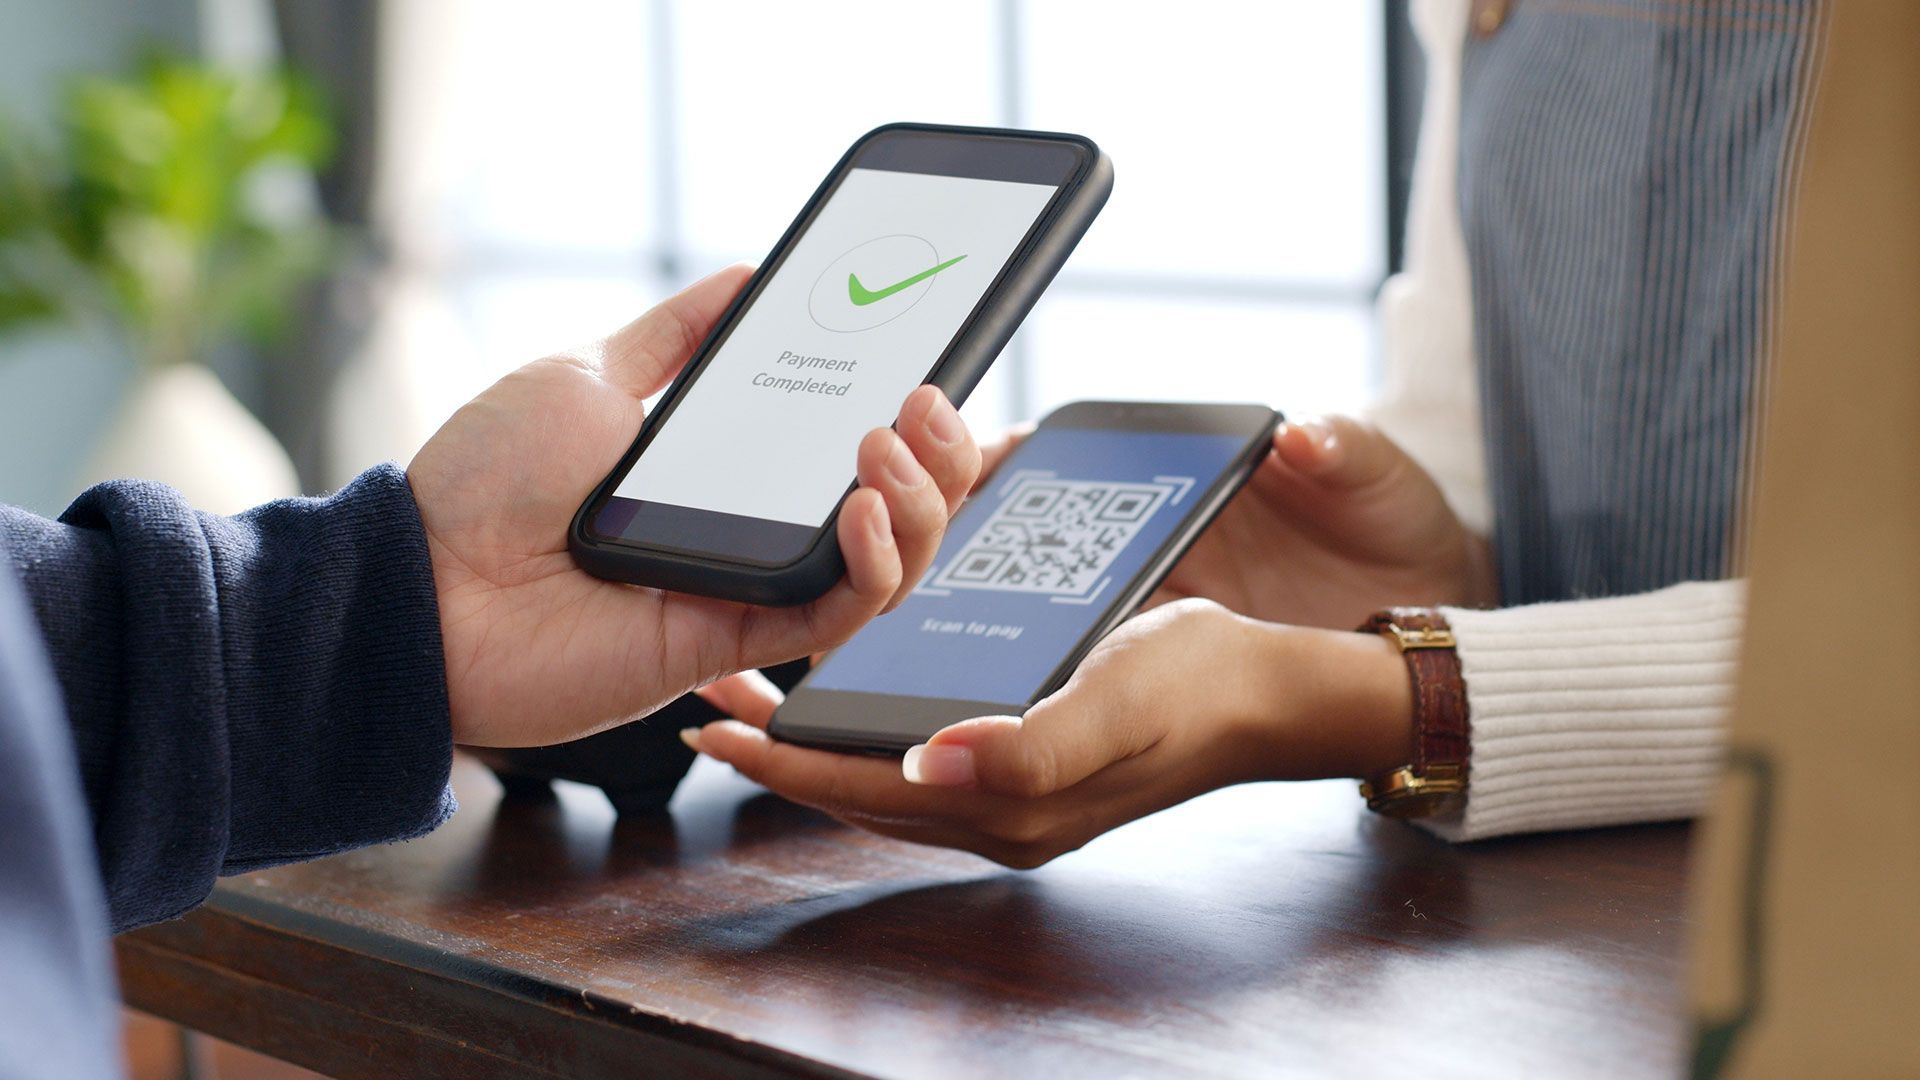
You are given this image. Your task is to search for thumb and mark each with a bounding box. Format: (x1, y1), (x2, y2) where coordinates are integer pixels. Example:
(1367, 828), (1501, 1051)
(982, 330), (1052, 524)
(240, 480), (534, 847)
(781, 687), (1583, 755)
(1273, 415), (1412, 493)
(906, 696), (1155, 798)
(594, 264), (753, 399)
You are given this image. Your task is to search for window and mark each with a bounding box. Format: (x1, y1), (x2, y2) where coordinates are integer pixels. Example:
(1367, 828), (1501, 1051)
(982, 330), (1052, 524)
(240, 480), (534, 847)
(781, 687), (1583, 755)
(382, 0), (1385, 438)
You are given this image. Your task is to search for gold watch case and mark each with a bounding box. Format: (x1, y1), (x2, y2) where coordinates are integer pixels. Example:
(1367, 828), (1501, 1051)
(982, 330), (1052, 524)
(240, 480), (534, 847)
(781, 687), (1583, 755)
(1360, 763), (1466, 820)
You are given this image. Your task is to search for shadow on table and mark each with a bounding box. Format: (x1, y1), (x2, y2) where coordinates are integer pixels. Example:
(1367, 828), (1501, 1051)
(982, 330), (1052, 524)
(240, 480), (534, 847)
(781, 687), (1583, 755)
(455, 780), (863, 907)
(449, 758), (1688, 1018)
(651, 797), (1480, 1010)
(455, 771), (1686, 1011)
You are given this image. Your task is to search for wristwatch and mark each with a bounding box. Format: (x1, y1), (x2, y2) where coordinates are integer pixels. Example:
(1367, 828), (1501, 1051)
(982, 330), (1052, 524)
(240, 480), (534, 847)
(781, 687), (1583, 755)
(1356, 608), (1470, 820)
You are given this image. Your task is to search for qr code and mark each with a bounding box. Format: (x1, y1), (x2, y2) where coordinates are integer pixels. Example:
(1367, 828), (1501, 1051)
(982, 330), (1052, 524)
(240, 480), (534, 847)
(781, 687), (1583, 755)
(927, 471), (1190, 603)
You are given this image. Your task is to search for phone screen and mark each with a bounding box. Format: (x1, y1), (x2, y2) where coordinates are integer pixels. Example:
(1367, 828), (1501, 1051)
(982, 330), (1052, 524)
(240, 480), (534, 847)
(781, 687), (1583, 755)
(801, 425), (1255, 708)
(592, 142), (1076, 558)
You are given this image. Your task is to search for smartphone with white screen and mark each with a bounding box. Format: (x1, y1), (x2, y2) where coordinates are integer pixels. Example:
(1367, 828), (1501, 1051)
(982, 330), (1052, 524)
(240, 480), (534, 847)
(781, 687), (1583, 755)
(769, 400), (1281, 753)
(571, 124), (1111, 606)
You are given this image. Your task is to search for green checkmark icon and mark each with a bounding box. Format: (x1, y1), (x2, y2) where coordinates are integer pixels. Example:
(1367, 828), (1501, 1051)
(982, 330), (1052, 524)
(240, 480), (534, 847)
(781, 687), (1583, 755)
(847, 254), (967, 306)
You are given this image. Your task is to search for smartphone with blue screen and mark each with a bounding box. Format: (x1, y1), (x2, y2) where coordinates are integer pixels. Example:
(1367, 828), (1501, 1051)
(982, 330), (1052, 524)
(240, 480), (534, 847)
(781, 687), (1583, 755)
(769, 400), (1280, 753)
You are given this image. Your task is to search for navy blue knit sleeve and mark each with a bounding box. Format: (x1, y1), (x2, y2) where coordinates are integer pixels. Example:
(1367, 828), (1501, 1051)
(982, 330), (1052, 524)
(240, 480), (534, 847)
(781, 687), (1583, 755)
(0, 464), (455, 932)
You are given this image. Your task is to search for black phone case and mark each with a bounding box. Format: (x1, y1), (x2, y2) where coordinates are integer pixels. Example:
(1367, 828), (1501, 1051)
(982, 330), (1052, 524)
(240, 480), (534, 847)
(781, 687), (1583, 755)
(569, 123), (1115, 607)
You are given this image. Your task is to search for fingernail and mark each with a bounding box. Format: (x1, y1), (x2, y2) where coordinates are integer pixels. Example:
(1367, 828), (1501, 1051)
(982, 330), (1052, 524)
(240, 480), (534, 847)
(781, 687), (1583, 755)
(925, 392), (966, 445)
(903, 744), (976, 786)
(678, 728), (703, 752)
(1294, 421), (1332, 449)
(885, 436), (925, 488)
(870, 500), (894, 546)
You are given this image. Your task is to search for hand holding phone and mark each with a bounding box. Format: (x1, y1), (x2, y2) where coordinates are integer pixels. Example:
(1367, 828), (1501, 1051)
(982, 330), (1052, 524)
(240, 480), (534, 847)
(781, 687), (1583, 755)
(407, 269), (982, 749)
(689, 593), (1414, 868)
(572, 124), (1112, 606)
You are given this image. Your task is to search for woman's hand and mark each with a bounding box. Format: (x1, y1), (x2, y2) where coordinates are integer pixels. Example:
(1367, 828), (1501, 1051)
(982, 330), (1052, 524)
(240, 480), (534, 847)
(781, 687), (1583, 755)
(407, 265), (983, 748)
(686, 599), (1412, 868)
(1156, 416), (1496, 629)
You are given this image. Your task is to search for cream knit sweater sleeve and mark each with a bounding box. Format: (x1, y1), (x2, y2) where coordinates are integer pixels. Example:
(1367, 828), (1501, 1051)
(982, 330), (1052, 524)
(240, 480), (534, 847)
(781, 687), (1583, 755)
(1425, 583), (1743, 840)
(1367, 0), (1741, 841)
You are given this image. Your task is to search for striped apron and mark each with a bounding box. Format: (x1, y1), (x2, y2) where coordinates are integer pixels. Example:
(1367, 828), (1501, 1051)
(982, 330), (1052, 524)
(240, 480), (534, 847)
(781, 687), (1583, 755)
(1459, 0), (1826, 603)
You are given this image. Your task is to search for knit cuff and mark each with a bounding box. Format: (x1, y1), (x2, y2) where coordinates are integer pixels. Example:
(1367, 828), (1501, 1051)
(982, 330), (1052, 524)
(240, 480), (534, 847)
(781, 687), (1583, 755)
(1421, 580), (1745, 841)
(210, 463), (456, 872)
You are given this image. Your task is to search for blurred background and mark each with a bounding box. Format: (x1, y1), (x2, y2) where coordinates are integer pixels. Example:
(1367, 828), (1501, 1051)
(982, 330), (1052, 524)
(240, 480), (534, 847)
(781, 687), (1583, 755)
(0, 0), (1415, 519)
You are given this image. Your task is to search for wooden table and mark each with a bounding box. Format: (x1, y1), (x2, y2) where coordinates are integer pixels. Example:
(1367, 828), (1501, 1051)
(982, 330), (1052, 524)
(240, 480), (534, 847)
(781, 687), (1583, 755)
(117, 753), (1692, 1079)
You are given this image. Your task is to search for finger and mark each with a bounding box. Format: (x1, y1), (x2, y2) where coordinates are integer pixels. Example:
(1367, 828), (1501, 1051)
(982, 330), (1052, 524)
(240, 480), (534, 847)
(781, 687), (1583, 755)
(687, 719), (975, 821)
(594, 264), (753, 399)
(854, 426), (948, 611)
(871, 742), (1201, 868)
(1272, 414), (1408, 492)
(739, 487), (901, 662)
(896, 385), (982, 516)
(912, 692), (1160, 799)
(694, 670), (784, 728)
(974, 423), (1036, 492)
(1271, 417), (1336, 475)
(689, 719), (1104, 869)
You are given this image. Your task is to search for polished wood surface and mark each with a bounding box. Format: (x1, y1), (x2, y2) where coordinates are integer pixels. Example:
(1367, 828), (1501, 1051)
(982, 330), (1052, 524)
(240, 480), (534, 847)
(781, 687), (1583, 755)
(117, 753), (1691, 1079)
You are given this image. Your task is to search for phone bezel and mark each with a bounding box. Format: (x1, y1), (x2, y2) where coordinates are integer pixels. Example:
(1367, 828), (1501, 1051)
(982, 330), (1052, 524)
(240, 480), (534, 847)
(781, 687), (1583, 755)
(768, 400), (1283, 754)
(573, 124), (1100, 579)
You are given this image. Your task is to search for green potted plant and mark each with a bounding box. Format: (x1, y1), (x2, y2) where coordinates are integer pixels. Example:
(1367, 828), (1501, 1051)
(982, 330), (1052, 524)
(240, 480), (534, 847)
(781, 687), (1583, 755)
(0, 53), (333, 512)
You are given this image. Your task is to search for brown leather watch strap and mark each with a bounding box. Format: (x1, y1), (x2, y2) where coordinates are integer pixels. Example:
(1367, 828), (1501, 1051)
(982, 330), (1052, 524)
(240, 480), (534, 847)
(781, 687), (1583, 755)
(1359, 608), (1470, 780)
